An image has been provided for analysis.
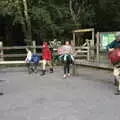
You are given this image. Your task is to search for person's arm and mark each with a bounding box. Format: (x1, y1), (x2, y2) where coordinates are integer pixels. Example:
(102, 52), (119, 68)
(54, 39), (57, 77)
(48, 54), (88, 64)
(25, 51), (32, 62)
(61, 45), (65, 54)
(70, 46), (74, 54)
(25, 52), (28, 62)
(57, 47), (62, 55)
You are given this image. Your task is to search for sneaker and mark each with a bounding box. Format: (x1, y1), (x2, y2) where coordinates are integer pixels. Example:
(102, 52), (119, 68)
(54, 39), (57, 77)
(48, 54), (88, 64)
(64, 74), (67, 78)
(50, 68), (53, 73)
(67, 73), (71, 77)
(115, 89), (120, 95)
(34, 69), (38, 73)
(114, 78), (118, 87)
(41, 70), (46, 76)
(115, 91), (120, 95)
(0, 92), (4, 95)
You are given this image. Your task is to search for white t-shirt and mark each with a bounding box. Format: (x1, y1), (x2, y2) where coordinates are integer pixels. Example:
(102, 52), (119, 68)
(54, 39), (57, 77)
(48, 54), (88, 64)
(25, 50), (32, 62)
(61, 45), (73, 54)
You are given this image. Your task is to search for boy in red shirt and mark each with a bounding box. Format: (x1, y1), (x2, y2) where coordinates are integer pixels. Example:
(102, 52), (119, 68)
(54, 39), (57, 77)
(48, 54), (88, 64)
(41, 42), (53, 76)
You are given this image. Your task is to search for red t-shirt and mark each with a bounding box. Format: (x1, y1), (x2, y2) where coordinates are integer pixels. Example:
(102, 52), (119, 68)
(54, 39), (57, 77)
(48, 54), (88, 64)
(41, 43), (52, 61)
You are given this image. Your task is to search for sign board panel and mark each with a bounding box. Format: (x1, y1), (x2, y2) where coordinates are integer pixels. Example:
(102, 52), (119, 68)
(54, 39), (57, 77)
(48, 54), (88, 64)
(100, 32), (118, 50)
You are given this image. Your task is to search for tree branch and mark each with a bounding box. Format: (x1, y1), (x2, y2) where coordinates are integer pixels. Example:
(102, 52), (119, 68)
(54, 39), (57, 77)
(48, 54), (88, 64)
(69, 0), (77, 25)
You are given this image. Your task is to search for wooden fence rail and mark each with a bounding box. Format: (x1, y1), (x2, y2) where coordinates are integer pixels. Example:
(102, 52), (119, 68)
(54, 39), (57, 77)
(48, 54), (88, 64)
(0, 53), (41, 58)
(0, 40), (90, 65)
(0, 46), (42, 50)
(0, 41), (43, 64)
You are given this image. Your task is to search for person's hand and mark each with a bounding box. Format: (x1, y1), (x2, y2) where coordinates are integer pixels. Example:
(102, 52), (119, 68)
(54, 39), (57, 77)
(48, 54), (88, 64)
(25, 58), (28, 63)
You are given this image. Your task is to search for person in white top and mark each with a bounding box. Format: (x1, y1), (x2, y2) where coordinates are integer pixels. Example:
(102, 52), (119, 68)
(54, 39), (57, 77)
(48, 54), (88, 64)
(25, 48), (32, 63)
(61, 42), (74, 61)
(59, 41), (74, 78)
(25, 48), (33, 73)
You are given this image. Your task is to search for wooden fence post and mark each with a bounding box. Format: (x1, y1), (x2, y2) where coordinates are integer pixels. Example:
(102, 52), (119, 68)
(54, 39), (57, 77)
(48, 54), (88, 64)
(86, 39), (90, 61)
(96, 32), (100, 61)
(72, 32), (76, 76)
(32, 41), (36, 54)
(72, 63), (76, 76)
(0, 41), (4, 61)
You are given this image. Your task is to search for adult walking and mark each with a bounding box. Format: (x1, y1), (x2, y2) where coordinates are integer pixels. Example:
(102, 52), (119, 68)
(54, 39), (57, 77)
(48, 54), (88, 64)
(108, 33), (120, 95)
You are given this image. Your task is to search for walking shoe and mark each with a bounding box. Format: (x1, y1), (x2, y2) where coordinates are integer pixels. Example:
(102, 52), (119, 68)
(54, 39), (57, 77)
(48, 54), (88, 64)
(41, 70), (46, 76)
(34, 69), (38, 73)
(115, 89), (120, 95)
(50, 68), (53, 73)
(31, 67), (35, 72)
(114, 78), (118, 87)
(0, 92), (4, 95)
(28, 68), (32, 74)
(67, 73), (71, 77)
(64, 74), (67, 78)
(115, 90), (120, 95)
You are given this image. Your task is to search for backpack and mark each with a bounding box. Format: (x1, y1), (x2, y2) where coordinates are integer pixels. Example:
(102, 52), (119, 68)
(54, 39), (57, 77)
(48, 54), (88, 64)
(31, 54), (40, 63)
(108, 49), (120, 65)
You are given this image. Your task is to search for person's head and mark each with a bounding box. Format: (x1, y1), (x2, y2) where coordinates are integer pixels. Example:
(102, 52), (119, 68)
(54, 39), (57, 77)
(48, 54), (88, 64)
(43, 42), (48, 48)
(65, 41), (70, 45)
(115, 32), (120, 41)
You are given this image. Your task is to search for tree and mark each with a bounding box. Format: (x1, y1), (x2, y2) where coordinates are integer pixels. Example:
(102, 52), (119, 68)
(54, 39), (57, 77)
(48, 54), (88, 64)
(69, 0), (95, 28)
(30, 0), (69, 41)
(0, 0), (32, 44)
(0, 0), (97, 45)
(22, 0), (32, 44)
(95, 0), (120, 31)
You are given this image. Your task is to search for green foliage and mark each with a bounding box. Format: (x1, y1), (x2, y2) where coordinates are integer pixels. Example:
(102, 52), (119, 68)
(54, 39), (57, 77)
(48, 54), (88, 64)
(96, 0), (120, 30)
(3, 0), (120, 43)
(69, 0), (95, 28)
(0, 0), (24, 24)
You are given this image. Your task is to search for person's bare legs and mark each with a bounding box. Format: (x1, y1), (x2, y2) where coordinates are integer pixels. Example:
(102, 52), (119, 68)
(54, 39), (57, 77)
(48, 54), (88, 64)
(41, 60), (46, 76)
(114, 66), (120, 95)
(48, 61), (53, 73)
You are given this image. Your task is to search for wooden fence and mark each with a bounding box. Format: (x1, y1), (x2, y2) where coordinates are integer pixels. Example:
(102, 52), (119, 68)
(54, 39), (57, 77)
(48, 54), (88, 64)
(0, 41), (43, 65)
(0, 40), (92, 65)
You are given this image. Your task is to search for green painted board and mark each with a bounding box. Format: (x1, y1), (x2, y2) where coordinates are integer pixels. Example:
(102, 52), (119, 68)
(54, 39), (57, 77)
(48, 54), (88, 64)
(100, 32), (116, 50)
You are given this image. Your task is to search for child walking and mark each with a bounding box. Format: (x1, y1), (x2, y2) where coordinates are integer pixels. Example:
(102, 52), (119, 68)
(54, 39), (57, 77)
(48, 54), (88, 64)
(59, 41), (74, 78)
(41, 42), (53, 76)
(25, 48), (33, 73)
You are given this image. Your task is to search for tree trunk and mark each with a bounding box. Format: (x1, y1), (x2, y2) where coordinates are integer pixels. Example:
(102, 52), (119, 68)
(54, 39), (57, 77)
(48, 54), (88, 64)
(69, 0), (77, 26)
(16, 0), (27, 44)
(22, 0), (32, 45)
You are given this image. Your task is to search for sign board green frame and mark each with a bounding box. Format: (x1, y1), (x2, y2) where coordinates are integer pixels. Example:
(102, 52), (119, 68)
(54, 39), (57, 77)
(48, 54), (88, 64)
(100, 32), (118, 50)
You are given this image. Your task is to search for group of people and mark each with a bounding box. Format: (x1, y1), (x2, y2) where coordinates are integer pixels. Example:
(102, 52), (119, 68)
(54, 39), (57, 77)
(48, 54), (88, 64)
(25, 35), (120, 94)
(25, 41), (74, 78)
